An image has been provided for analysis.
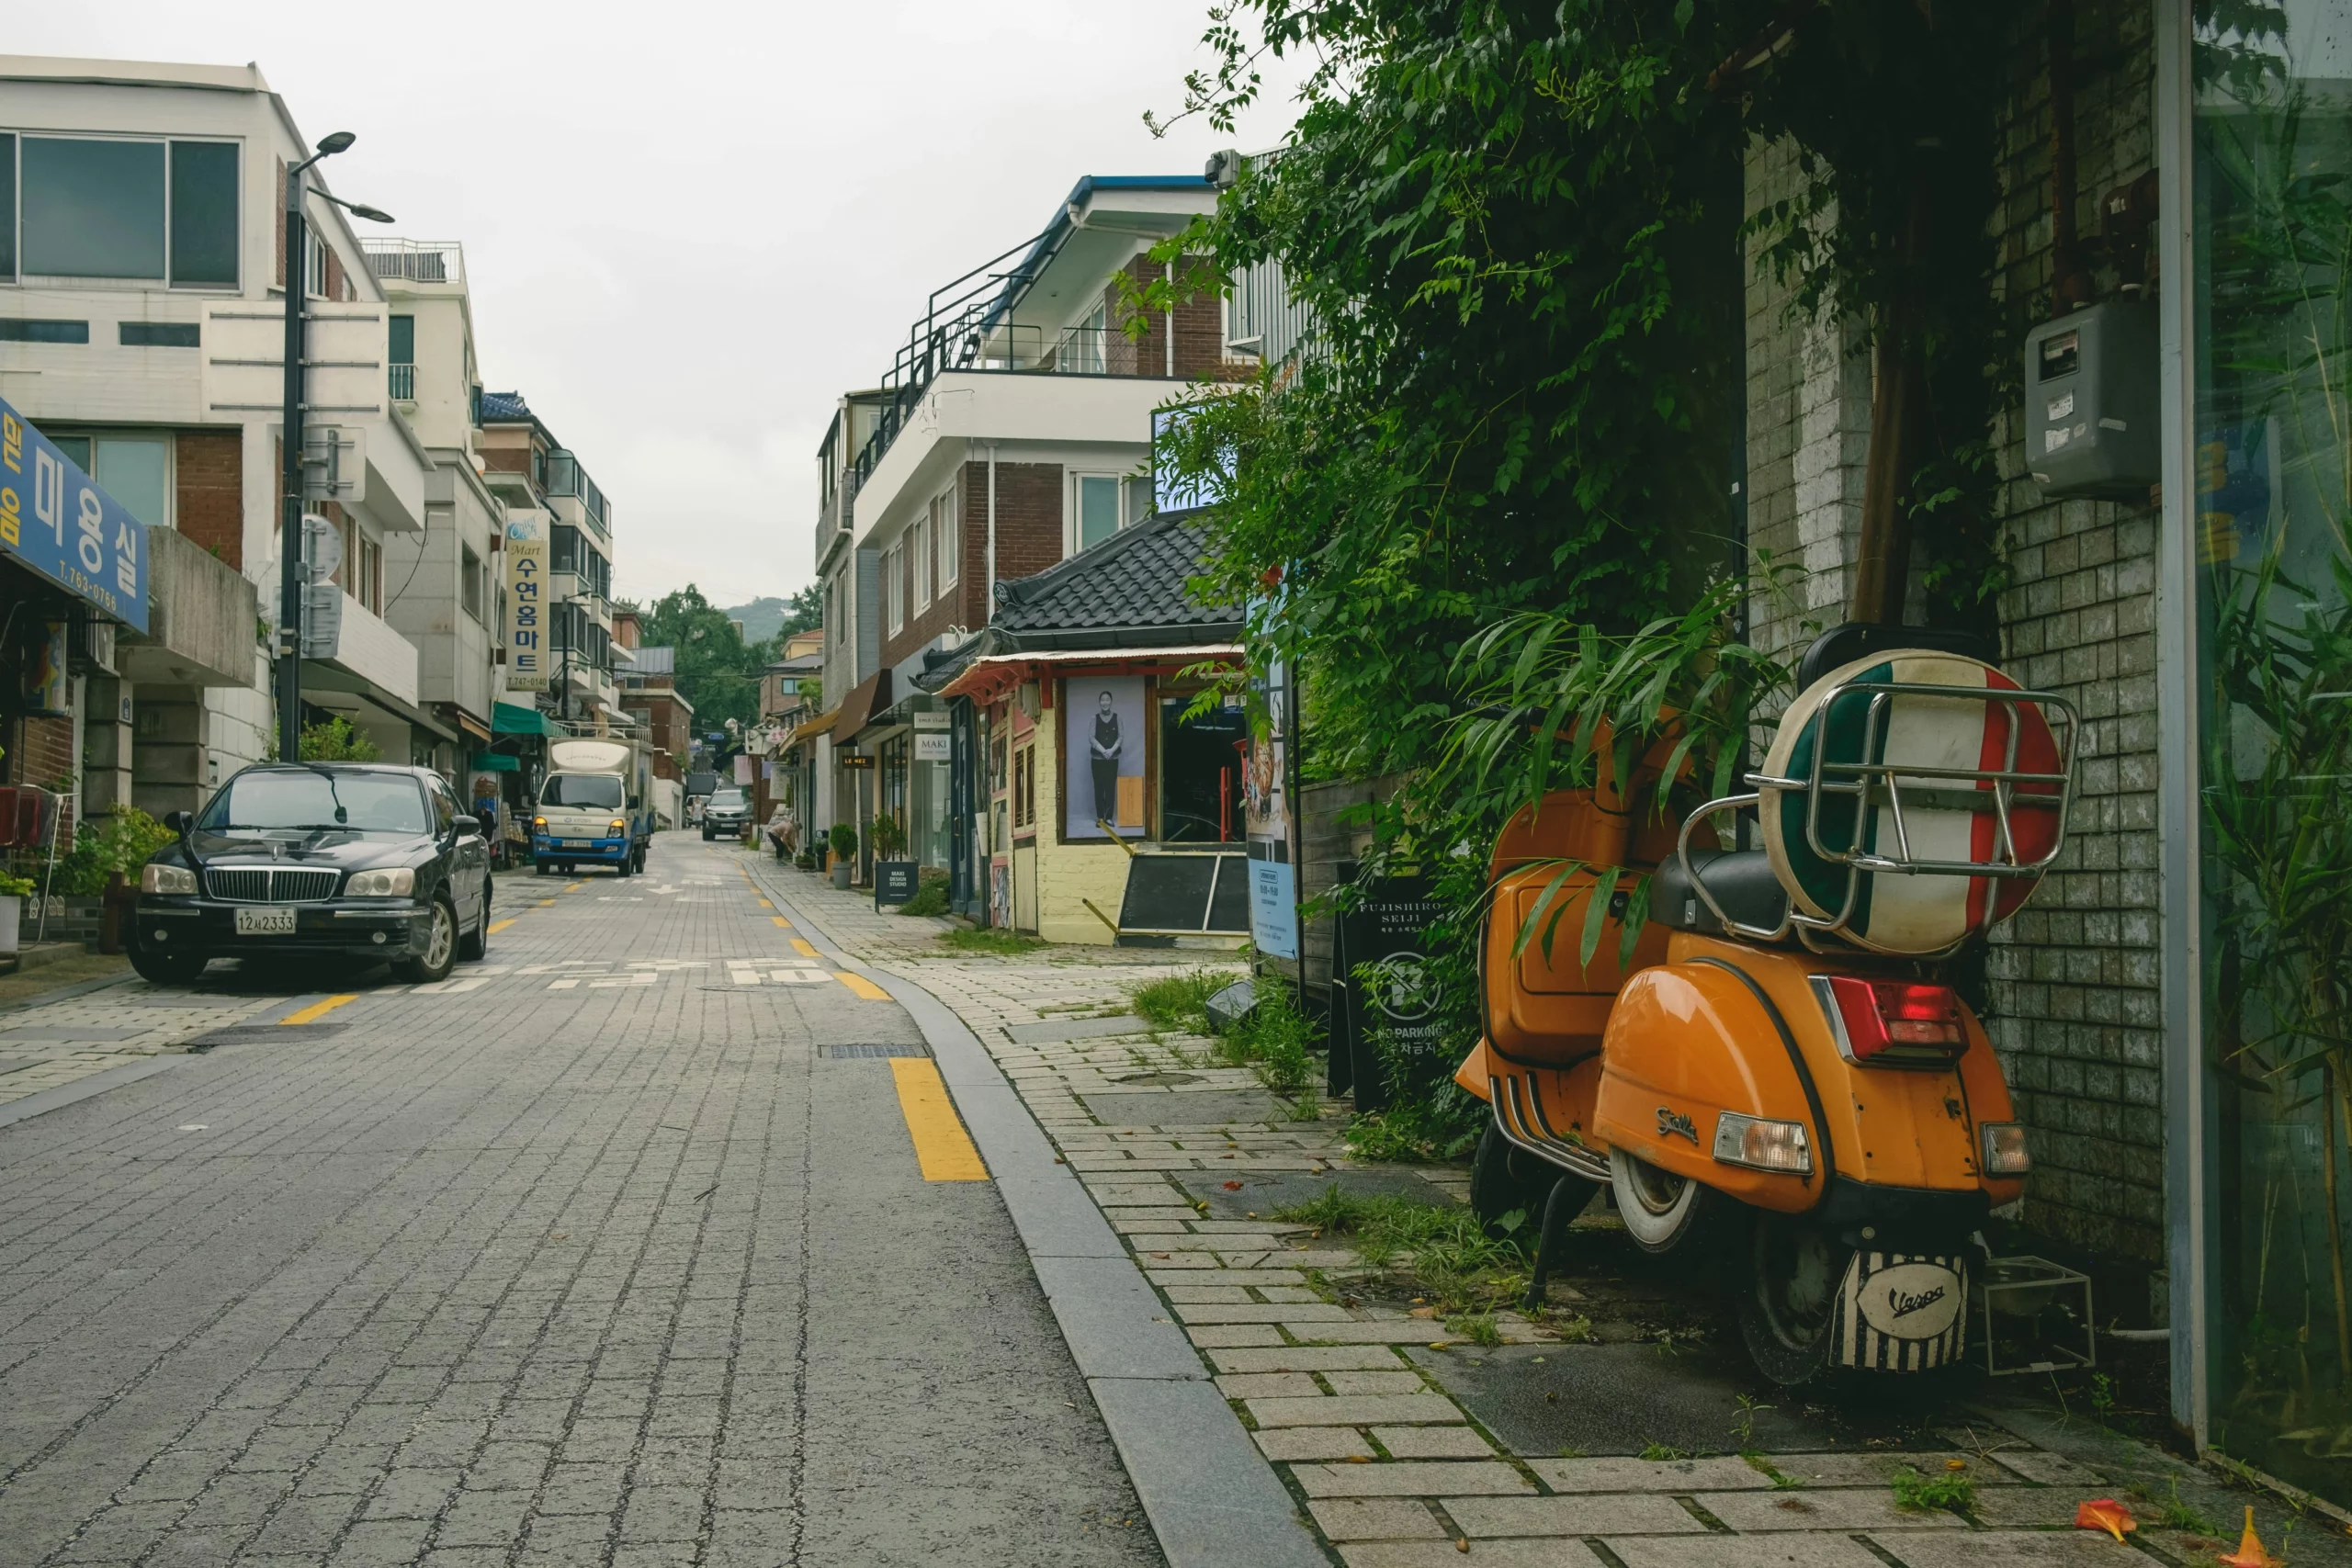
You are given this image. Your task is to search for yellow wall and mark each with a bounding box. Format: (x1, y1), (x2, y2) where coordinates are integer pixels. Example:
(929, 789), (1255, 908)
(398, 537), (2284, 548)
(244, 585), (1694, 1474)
(1021, 705), (1130, 944)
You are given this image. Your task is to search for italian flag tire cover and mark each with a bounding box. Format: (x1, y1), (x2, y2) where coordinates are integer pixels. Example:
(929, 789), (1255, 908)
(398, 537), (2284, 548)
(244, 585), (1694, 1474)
(1760, 652), (2062, 956)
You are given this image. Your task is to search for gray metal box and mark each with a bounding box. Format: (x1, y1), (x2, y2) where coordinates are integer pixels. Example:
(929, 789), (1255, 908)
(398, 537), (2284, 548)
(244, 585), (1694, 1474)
(2023, 299), (2159, 500)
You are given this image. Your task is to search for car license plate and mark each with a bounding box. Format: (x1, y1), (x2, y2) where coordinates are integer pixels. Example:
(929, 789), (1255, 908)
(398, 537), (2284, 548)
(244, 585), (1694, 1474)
(233, 907), (298, 935)
(563, 839), (595, 848)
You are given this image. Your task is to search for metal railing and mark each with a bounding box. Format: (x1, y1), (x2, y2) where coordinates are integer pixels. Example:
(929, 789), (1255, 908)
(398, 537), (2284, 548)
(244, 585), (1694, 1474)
(388, 362), (415, 400)
(363, 239), (464, 285)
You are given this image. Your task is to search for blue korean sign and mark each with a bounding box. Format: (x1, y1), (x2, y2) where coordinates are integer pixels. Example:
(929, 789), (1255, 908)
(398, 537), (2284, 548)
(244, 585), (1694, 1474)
(0, 393), (149, 632)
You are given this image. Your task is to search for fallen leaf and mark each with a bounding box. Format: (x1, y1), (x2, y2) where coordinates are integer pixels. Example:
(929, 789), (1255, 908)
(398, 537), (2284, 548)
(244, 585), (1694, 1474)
(1945, 1459), (1967, 1472)
(1409, 1307), (1436, 1319)
(1222, 1180), (1244, 1190)
(2075, 1499), (2137, 1542)
(1429, 1341), (1450, 1350)
(1455, 1540), (1470, 1553)
(1344, 1454), (1371, 1464)
(2218, 1506), (2280, 1568)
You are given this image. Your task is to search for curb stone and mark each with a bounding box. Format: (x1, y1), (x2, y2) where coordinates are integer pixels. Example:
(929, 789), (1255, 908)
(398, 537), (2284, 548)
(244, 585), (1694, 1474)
(752, 866), (1335, 1568)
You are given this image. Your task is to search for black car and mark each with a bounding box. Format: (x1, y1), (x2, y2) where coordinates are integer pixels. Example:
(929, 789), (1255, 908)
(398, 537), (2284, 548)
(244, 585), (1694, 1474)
(130, 763), (494, 987)
(701, 787), (752, 841)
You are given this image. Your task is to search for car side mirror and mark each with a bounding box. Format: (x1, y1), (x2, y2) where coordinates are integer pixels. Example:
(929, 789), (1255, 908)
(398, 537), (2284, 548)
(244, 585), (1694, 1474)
(454, 814), (481, 837)
(164, 810), (192, 834)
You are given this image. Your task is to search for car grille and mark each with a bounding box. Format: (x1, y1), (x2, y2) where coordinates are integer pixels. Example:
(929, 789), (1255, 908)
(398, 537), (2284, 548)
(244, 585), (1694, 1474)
(205, 867), (342, 903)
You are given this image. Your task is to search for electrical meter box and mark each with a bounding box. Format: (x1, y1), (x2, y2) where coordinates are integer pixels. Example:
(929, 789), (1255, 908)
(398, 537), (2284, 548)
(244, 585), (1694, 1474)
(2023, 299), (2159, 499)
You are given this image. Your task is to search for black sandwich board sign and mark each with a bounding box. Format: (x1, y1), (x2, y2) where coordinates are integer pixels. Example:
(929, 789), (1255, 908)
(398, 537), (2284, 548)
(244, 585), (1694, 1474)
(874, 861), (920, 909)
(1328, 863), (1444, 1111)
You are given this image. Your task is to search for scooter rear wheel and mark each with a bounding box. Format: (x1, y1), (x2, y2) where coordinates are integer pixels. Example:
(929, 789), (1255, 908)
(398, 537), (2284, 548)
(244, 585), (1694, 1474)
(1608, 1148), (1707, 1255)
(1469, 1122), (1559, 1234)
(1736, 1212), (1848, 1386)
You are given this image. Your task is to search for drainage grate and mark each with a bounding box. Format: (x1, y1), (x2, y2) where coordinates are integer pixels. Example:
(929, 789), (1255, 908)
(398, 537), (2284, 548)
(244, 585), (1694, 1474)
(818, 1043), (931, 1059)
(185, 1023), (348, 1053)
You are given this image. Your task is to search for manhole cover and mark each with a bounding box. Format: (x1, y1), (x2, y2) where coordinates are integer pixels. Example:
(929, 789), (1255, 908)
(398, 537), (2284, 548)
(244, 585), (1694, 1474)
(186, 1023), (348, 1053)
(818, 1043), (931, 1059)
(1115, 1071), (1205, 1087)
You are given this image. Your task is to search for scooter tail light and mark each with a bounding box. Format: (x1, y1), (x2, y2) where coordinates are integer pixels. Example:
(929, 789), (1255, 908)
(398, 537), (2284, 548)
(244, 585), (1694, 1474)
(1823, 976), (1967, 1066)
(1713, 1112), (1813, 1175)
(1982, 1122), (2030, 1176)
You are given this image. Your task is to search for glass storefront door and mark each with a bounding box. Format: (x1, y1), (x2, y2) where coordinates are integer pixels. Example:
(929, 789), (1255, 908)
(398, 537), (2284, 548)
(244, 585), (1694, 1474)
(2193, 0), (2352, 1498)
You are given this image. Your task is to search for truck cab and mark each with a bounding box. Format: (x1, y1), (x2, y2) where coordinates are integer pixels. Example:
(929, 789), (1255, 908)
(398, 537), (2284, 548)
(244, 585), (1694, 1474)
(533, 739), (652, 875)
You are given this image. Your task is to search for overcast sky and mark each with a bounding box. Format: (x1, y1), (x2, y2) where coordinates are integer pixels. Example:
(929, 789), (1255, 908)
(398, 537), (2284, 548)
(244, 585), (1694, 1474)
(14, 3), (1306, 608)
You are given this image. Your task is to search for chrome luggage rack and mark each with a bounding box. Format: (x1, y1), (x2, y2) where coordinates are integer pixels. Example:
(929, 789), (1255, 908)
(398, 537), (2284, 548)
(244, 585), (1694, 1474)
(1488, 1070), (1611, 1183)
(1674, 679), (2079, 954)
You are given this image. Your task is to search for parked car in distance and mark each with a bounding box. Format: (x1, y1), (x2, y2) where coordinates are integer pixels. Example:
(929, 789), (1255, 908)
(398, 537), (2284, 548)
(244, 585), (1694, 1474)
(130, 763), (493, 987)
(701, 788), (752, 841)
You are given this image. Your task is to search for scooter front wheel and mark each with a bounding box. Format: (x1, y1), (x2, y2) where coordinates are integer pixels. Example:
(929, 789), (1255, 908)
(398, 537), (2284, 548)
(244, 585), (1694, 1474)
(1736, 1212), (1849, 1386)
(1608, 1148), (1708, 1255)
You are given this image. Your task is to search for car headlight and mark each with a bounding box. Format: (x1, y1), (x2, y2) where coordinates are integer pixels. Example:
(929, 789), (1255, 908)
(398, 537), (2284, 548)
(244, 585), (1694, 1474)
(345, 867), (417, 897)
(1981, 1122), (2030, 1176)
(609, 818), (628, 834)
(141, 863), (198, 895)
(534, 816), (548, 829)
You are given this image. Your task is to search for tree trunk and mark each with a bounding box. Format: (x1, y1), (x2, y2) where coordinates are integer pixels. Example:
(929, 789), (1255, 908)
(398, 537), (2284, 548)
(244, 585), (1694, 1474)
(1849, 185), (1934, 626)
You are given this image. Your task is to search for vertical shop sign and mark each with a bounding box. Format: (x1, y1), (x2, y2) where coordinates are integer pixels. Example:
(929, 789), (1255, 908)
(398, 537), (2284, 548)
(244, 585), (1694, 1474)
(1330, 868), (1444, 1111)
(1245, 657), (1299, 959)
(503, 515), (548, 692)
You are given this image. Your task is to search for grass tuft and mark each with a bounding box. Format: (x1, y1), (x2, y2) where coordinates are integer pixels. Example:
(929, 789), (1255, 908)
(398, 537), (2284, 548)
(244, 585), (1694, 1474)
(939, 927), (1047, 955)
(1276, 1187), (1529, 1315)
(1890, 1465), (1975, 1514)
(1130, 969), (1229, 1032)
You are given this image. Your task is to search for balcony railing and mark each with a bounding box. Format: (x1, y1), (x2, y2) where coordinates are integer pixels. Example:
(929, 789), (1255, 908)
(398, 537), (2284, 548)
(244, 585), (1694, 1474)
(546, 449), (611, 534)
(363, 239), (464, 285)
(388, 362), (415, 400)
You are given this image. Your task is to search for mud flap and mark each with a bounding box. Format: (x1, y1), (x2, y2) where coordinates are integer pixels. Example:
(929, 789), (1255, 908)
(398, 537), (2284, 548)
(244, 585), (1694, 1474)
(1832, 1252), (1969, 1371)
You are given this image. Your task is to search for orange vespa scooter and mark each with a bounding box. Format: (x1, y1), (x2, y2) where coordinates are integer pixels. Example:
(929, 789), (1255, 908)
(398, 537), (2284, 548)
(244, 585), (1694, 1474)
(1454, 626), (2075, 1382)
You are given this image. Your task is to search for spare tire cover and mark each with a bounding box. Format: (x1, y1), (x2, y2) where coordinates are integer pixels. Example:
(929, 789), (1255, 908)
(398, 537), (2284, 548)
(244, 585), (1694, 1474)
(1760, 651), (2062, 955)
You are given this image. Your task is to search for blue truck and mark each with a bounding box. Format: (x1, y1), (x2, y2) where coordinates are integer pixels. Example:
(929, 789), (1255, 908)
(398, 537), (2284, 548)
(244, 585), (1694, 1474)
(532, 737), (654, 875)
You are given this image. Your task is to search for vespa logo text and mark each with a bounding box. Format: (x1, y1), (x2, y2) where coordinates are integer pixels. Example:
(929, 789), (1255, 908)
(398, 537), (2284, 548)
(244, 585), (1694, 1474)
(1656, 1107), (1698, 1145)
(1885, 1282), (1947, 1320)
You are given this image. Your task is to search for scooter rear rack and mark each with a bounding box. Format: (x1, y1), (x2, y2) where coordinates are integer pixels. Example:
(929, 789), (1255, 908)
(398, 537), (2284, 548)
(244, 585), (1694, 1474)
(1488, 1071), (1610, 1185)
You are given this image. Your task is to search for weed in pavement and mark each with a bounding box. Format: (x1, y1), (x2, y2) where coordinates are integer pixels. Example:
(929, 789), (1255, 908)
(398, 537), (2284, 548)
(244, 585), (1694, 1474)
(1890, 1465), (1975, 1515)
(1639, 1442), (1696, 1461)
(1131, 969), (1227, 1032)
(1278, 1188), (1530, 1314)
(940, 927), (1047, 955)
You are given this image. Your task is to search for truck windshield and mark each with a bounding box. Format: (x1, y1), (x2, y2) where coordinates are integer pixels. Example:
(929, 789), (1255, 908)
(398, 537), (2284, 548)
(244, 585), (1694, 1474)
(199, 771), (429, 835)
(709, 791), (748, 811)
(541, 774), (625, 810)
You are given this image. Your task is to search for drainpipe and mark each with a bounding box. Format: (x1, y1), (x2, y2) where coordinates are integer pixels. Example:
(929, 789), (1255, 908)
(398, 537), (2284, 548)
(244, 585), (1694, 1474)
(985, 443), (999, 624)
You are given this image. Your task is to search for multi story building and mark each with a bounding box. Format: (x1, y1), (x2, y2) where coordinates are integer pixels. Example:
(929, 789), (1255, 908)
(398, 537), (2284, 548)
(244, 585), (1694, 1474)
(473, 390), (620, 732)
(811, 171), (1234, 890)
(0, 54), (444, 823)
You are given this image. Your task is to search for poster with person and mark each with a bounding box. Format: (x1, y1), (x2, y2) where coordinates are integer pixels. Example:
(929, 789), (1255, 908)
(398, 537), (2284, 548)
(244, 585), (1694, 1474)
(1064, 677), (1147, 839)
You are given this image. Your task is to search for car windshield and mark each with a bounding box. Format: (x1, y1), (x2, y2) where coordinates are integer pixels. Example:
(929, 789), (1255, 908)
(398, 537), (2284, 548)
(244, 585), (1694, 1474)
(540, 773), (624, 810)
(199, 771), (429, 835)
(710, 791), (748, 810)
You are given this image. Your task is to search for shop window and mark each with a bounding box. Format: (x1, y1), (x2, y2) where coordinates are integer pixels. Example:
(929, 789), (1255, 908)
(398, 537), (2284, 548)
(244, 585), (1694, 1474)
(1012, 742), (1036, 830)
(1157, 694), (1248, 844)
(45, 432), (172, 528)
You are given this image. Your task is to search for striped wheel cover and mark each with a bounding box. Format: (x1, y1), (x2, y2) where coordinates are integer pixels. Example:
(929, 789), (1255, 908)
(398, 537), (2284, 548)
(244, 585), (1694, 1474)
(1761, 652), (2060, 955)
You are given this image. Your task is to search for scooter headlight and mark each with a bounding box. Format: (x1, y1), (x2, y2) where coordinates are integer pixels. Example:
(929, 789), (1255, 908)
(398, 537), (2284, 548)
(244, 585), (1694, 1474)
(1981, 1122), (2031, 1176)
(1713, 1112), (1814, 1175)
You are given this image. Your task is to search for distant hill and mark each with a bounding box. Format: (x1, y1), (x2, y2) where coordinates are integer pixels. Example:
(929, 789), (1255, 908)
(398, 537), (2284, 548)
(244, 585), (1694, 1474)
(723, 597), (791, 643)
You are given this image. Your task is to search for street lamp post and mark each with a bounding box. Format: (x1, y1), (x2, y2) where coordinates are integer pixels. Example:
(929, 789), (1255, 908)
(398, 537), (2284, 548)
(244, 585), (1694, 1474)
(276, 132), (394, 764)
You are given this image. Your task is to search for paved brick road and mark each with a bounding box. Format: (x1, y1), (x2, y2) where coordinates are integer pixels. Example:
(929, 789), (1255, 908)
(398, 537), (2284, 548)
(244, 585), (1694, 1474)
(0, 834), (1159, 1567)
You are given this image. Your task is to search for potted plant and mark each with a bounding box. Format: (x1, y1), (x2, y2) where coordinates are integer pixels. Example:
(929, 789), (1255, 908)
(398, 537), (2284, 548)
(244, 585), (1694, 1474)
(0, 870), (31, 960)
(829, 823), (858, 889)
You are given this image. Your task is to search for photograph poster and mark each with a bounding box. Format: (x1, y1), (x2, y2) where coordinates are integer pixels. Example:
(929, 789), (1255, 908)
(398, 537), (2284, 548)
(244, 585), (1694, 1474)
(1063, 676), (1147, 839)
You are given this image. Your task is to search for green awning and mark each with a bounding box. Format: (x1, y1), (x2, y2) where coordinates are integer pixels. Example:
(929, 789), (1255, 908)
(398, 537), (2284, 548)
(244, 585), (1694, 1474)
(471, 752), (520, 773)
(492, 701), (564, 738)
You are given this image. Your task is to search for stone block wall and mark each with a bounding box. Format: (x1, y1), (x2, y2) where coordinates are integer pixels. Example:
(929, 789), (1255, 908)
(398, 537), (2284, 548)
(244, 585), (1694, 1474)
(1739, 0), (2165, 1261)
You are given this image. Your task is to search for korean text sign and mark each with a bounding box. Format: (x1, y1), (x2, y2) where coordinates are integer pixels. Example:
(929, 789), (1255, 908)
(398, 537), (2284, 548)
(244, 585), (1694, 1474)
(0, 393), (149, 631)
(503, 516), (548, 692)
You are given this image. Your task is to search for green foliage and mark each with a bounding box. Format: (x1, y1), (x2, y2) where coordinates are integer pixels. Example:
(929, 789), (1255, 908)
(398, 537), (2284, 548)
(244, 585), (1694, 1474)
(940, 926), (1047, 955)
(1890, 1465), (1975, 1515)
(828, 823), (858, 862)
(635, 584), (777, 731)
(1276, 1186), (1530, 1314)
(1638, 1442), (1697, 1462)
(1131, 968), (1229, 1032)
(865, 814), (909, 860)
(48, 808), (175, 897)
(721, 585), (823, 644)
(2151, 1480), (2219, 1536)
(1221, 975), (1318, 1094)
(896, 867), (951, 917)
(0, 871), (36, 897)
(300, 716), (380, 762)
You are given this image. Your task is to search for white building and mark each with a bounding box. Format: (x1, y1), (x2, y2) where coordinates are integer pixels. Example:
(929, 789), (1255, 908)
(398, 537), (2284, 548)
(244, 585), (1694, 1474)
(0, 54), (447, 805)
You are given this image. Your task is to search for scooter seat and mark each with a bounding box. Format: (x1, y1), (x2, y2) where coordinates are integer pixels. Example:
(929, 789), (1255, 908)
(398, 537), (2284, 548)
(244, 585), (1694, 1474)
(1651, 848), (1788, 937)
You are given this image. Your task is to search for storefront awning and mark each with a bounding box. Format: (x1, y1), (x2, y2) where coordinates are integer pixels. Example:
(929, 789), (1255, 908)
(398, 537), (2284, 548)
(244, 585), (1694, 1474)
(832, 671), (892, 740)
(935, 645), (1243, 705)
(788, 707), (841, 749)
(492, 701), (566, 738)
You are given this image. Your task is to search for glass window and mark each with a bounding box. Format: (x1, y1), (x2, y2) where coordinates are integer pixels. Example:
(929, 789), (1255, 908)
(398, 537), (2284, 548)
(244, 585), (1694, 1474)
(1157, 694), (1248, 843)
(0, 320), (89, 344)
(460, 545), (484, 620)
(199, 770), (429, 835)
(49, 435), (92, 472)
(389, 314), (415, 364)
(911, 517), (932, 608)
(119, 321), (198, 347)
(938, 485), (959, 587)
(2192, 3), (2352, 1507)
(541, 774), (625, 810)
(94, 436), (171, 529)
(1078, 475), (1119, 553)
(22, 138), (166, 279)
(0, 135), (14, 280)
(169, 141), (238, 286)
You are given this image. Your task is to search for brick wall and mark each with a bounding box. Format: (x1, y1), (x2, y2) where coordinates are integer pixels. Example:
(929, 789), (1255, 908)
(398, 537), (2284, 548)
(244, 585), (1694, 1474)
(1739, 0), (2162, 1261)
(880, 460), (1068, 671)
(9, 714), (77, 840)
(175, 431), (243, 570)
(1105, 254), (1241, 382)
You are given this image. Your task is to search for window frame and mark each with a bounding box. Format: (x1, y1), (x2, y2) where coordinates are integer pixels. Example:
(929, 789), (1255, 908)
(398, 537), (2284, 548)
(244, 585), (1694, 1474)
(459, 543), (485, 623)
(910, 514), (932, 610)
(937, 482), (959, 590)
(41, 428), (175, 529)
(1069, 471), (1123, 556)
(2, 131), (243, 290)
(885, 542), (905, 634)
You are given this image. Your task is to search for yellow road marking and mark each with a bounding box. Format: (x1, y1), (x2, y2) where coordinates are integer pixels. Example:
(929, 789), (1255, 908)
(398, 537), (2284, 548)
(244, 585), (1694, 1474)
(537, 898), (556, 908)
(565, 881), (587, 892)
(888, 1057), (988, 1180)
(771, 916), (792, 929)
(757, 897), (773, 908)
(281, 994), (357, 1025)
(835, 971), (889, 1001)
(487, 919), (516, 934)
(791, 938), (820, 959)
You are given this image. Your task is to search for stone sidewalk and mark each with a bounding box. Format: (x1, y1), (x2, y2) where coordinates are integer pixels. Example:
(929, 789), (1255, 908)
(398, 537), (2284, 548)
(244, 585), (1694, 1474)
(748, 849), (2324, 1568)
